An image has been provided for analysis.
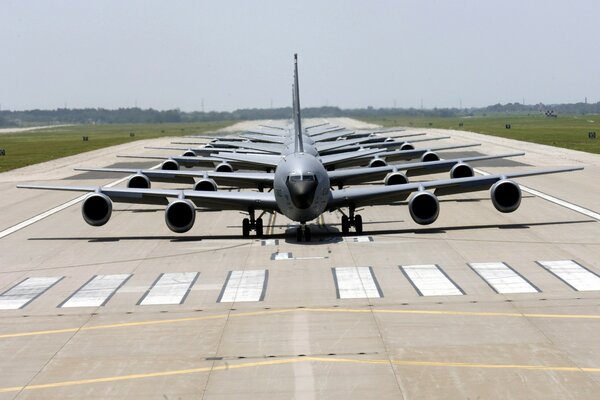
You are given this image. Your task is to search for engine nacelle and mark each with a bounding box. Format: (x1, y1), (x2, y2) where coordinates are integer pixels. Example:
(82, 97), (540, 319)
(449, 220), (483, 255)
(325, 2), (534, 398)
(490, 179), (521, 213)
(369, 157), (387, 168)
(161, 159), (180, 170)
(82, 193), (112, 227)
(165, 199), (196, 233)
(400, 143), (415, 151)
(182, 150), (196, 157)
(194, 178), (218, 191)
(385, 137), (395, 143)
(450, 162), (474, 179)
(127, 174), (151, 189)
(384, 172), (409, 186)
(421, 151), (440, 162)
(215, 162), (234, 173)
(408, 191), (439, 225)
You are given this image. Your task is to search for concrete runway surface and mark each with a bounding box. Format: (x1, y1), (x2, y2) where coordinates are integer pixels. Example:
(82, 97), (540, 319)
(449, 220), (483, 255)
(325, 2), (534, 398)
(0, 119), (599, 399)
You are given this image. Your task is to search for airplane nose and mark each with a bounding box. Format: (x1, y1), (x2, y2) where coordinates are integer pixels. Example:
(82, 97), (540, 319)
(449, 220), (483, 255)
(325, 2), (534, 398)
(287, 180), (318, 209)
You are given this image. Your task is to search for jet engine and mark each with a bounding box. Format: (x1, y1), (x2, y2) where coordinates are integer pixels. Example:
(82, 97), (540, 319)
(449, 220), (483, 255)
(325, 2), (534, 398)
(161, 159), (180, 170)
(421, 151), (440, 162)
(408, 191), (439, 225)
(194, 178), (218, 191)
(182, 150), (196, 157)
(165, 199), (196, 233)
(368, 157), (387, 168)
(450, 162), (474, 179)
(127, 174), (151, 189)
(82, 193), (112, 227)
(384, 171), (409, 185)
(400, 143), (415, 151)
(215, 162), (234, 173)
(490, 179), (521, 213)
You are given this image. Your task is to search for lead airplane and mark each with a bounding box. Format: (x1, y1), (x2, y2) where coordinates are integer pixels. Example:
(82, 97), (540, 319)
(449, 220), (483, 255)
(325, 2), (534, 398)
(18, 55), (582, 241)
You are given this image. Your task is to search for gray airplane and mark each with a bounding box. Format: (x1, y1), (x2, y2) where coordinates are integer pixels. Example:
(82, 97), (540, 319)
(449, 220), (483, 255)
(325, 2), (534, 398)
(18, 54), (582, 241)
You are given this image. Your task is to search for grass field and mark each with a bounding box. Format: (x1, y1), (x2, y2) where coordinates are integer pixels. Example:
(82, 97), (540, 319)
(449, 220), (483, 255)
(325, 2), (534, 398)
(359, 114), (600, 154)
(0, 122), (231, 173)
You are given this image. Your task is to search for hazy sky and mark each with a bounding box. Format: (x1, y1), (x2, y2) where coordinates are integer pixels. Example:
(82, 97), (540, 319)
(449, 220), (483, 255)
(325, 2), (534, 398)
(1, 0), (599, 111)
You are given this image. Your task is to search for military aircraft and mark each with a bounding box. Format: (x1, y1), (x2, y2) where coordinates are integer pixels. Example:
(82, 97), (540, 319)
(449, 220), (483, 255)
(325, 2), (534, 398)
(18, 54), (582, 241)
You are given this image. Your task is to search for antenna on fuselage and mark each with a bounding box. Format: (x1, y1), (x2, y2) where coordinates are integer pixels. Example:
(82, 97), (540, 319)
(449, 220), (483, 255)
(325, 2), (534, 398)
(293, 53), (304, 153)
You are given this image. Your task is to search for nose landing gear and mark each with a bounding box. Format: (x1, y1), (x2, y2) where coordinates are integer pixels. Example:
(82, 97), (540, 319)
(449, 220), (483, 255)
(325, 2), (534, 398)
(296, 223), (311, 242)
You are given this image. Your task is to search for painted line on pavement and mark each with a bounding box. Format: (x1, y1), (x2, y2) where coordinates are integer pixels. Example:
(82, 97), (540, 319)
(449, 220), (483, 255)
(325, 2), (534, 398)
(0, 276), (64, 310)
(332, 266), (383, 299)
(217, 270), (268, 303)
(138, 272), (199, 306)
(537, 260), (600, 291)
(1, 356), (599, 393)
(474, 167), (600, 221)
(400, 264), (464, 296)
(59, 274), (131, 308)
(469, 262), (539, 294)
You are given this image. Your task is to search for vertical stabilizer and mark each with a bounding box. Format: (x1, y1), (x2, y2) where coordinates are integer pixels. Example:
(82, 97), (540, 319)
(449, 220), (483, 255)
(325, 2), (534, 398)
(293, 54), (304, 153)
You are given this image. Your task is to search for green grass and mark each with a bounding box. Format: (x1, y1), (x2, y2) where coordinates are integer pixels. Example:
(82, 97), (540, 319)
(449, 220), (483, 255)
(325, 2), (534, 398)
(0, 122), (232, 173)
(359, 114), (600, 154)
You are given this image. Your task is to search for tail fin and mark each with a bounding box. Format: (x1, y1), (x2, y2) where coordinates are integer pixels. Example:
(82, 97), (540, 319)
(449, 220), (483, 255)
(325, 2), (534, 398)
(293, 53), (304, 153)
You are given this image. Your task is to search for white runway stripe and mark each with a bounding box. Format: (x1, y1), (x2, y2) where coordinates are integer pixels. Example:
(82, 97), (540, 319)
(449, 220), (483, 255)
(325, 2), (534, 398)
(470, 262), (539, 294)
(333, 267), (383, 299)
(60, 274), (131, 308)
(537, 260), (600, 291)
(217, 270), (268, 302)
(138, 272), (199, 305)
(400, 264), (463, 296)
(0, 276), (63, 310)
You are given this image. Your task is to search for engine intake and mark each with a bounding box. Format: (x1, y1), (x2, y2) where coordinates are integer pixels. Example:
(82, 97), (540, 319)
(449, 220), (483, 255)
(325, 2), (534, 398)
(161, 159), (179, 170)
(450, 162), (474, 179)
(215, 162), (234, 173)
(182, 150), (196, 157)
(82, 193), (112, 226)
(127, 174), (151, 189)
(384, 172), (409, 185)
(400, 143), (415, 151)
(369, 158), (387, 168)
(408, 191), (439, 225)
(165, 199), (196, 233)
(194, 178), (218, 191)
(421, 151), (440, 162)
(490, 179), (521, 213)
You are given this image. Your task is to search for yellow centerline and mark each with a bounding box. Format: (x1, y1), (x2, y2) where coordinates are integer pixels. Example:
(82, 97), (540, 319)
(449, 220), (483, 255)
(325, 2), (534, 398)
(1, 356), (599, 393)
(1, 307), (598, 340)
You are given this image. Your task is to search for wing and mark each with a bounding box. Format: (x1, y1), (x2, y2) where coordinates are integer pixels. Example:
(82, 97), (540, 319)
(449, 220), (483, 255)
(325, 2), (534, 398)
(17, 185), (279, 211)
(327, 167), (583, 209)
(216, 153), (283, 168)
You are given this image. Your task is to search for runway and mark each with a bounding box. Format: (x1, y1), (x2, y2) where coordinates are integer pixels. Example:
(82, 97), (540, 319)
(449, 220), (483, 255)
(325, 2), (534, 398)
(0, 119), (599, 399)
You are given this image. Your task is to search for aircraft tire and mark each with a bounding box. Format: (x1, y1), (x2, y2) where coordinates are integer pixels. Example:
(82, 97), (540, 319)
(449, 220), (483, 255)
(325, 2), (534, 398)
(355, 214), (363, 234)
(305, 226), (311, 242)
(296, 227), (303, 242)
(341, 215), (349, 234)
(256, 217), (264, 237)
(242, 218), (250, 237)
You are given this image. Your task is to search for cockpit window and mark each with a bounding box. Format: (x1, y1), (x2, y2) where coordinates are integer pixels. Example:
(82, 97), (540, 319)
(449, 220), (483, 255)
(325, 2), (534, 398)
(288, 174), (316, 183)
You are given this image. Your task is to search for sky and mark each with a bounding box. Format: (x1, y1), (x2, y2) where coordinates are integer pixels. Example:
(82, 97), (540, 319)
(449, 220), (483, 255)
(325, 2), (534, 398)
(1, 0), (599, 112)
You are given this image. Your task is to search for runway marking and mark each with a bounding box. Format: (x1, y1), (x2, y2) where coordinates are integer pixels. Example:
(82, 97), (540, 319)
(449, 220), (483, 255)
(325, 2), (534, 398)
(271, 252), (292, 260)
(473, 167), (600, 221)
(537, 260), (600, 291)
(1, 306), (600, 340)
(0, 163), (163, 239)
(261, 239), (279, 246)
(217, 270), (268, 302)
(1, 356), (599, 393)
(469, 262), (539, 294)
(138, 272), (199, 305)
(342, 236), (374, 243)
(332, 267), (383, 299)
(400, 264), (464, 296)
(0, 276), (64, 310)
(59, 274), (131, 308)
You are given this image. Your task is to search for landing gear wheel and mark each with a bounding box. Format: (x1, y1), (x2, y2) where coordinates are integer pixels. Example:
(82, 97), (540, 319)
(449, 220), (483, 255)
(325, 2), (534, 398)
(341, 215), (349, 234)
(255, 217), (264, 237)
(296, 227), (303, 242)
(354, 214), (363, 234)
(304, 226), (311, 242)
(242, 218), (250, 237)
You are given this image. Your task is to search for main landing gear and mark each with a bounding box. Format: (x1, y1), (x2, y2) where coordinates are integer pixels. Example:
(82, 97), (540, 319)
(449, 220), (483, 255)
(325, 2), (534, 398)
(340, 207), (363, 234)
(242, 210), (263, 237)
(296, 222), (311, 242)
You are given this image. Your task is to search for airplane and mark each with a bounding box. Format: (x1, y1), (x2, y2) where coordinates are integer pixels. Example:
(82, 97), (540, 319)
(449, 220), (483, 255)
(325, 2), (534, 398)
(18, 54), (583, 241)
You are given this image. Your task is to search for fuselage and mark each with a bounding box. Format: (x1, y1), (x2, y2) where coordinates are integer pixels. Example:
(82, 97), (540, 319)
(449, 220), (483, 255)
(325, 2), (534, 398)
(273, 152), (330, 222)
